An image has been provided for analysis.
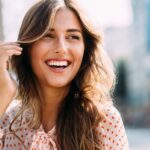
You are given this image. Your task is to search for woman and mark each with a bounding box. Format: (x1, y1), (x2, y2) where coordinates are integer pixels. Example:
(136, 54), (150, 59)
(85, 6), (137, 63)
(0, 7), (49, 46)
(0, 0), (129, 149)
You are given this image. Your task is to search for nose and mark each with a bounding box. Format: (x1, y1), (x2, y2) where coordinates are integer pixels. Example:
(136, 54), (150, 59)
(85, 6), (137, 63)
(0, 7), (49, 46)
(55, 37), (67, 54)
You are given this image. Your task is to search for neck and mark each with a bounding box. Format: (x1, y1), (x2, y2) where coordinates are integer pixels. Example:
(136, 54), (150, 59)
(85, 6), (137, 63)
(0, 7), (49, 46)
(39, 85), (69, 106)
(37, 85), (70, 132)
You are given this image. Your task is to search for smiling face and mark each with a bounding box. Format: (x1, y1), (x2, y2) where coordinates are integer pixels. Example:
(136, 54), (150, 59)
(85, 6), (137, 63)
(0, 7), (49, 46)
(29, 7), (85, 90)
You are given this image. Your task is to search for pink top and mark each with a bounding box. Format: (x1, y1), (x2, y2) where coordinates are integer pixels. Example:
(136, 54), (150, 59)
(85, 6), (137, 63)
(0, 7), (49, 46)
(0, 100), (129, 150)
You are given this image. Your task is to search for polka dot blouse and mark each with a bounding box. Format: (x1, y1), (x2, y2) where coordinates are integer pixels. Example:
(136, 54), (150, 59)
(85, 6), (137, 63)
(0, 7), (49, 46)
(0, 100), (129, 150)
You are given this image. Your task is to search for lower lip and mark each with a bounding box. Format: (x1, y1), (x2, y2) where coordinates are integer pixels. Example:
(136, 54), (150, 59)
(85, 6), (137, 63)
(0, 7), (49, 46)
(48, 66), (68, 73)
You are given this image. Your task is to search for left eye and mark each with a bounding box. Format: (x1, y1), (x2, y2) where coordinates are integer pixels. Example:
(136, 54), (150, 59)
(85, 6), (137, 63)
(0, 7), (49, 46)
(67, 35), (80, 40)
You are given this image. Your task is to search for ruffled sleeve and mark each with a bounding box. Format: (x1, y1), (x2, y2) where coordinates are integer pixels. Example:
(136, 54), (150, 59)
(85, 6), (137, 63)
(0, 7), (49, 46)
(0, 100), (20, 149)
(96, 106), (129, 150)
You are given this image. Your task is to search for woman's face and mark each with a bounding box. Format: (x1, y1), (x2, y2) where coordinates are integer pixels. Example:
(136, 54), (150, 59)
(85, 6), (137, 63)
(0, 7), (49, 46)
(29, 7), (85, 89)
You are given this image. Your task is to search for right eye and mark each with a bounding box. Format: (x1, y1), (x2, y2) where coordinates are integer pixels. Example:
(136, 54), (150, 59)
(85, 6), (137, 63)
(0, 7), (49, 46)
(44, 33), (55, 39)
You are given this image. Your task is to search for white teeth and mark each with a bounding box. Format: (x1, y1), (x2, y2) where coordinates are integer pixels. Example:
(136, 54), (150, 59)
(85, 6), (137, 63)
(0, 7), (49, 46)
(47, 61), (68, 67)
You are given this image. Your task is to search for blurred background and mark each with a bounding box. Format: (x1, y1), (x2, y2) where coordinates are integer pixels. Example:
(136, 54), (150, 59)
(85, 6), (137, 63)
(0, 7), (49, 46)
(0, 0), (150, 149)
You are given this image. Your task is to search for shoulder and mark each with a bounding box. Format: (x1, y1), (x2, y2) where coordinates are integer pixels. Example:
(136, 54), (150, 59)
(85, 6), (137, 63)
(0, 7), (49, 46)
(0, 100), (21, 129)
(99, 105), (125, 132)
(4, 99), (21, 117)
(103, 105), (123, 125)
(95, 105), (129, 149)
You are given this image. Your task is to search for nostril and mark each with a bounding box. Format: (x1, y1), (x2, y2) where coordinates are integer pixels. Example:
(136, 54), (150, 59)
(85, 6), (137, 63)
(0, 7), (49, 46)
(54, 48), (67, 54)
(55, 49), (60, 53)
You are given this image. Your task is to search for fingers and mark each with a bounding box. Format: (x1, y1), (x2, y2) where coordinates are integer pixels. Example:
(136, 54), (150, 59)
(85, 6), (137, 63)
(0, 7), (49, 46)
(0, 42), (22, 50)
(0, 41), (23, 70)
(0, 42), (22, 56)
(5, 48), (22, 56)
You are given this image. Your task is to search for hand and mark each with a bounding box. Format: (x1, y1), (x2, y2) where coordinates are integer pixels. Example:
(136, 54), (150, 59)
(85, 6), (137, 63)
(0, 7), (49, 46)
(0, 41), (22, 117)
(0, 41), (22, 70)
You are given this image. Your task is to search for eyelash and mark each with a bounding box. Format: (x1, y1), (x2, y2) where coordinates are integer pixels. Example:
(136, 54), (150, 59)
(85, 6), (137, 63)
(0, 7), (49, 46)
(44, 34), (81, 40)
(44, 33), (54, 38)
(67, 35), (80, 40)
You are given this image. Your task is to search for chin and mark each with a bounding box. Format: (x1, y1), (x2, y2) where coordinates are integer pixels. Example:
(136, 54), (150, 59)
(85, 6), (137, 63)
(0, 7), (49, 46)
(47, 80), (71, 89)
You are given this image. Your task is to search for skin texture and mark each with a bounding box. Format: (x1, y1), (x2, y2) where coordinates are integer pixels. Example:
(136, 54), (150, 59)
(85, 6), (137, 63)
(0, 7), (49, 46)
(29, 7), (85, 131)
(0, 42), (22, 117)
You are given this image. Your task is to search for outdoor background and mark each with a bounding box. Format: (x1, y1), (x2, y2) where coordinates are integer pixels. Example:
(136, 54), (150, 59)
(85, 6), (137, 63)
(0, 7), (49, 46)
(0, 0), (150, 149)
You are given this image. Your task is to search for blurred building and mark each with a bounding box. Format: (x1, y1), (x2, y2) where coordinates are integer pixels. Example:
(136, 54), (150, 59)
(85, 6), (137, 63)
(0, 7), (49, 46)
(128, 0), (150, 106)
(104, 0), (150, 107)
(103, 26), (132, 105)
(103, 0), (150, 127)
(104, 27), (132, 60)
(0, 0), (4, 40)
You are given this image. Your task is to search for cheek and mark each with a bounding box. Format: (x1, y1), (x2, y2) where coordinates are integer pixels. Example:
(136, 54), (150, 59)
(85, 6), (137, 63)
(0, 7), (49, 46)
(72, 47), (84, 74)
(30, 50), (41, 66)
(29, 47), (44, 74)
(77, 46), (84, 64)
(73, 44), (84, 59)
(29, 42), (47, 64)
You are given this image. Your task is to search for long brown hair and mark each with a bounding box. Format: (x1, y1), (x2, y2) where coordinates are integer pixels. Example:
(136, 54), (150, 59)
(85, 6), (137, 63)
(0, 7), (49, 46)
(11, 0), (115, 149)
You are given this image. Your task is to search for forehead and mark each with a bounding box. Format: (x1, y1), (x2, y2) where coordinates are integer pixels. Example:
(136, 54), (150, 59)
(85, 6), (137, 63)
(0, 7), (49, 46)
(50, 7), (82, 30)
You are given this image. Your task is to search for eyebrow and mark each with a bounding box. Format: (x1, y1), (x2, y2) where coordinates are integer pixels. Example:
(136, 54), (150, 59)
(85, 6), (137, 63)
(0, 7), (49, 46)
(49, 28), (82, 33)
(67, 29), (82, 33)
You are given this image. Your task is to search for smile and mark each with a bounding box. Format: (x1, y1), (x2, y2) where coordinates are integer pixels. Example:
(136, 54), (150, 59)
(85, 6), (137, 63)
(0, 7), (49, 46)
(45, 59), (71, 72)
